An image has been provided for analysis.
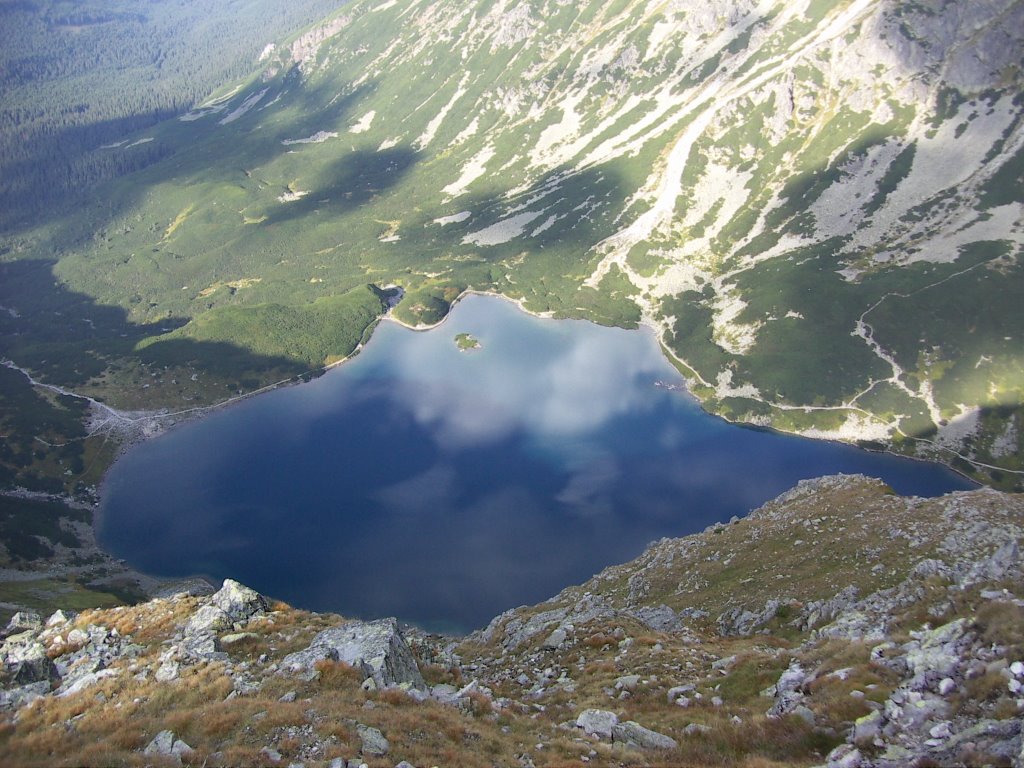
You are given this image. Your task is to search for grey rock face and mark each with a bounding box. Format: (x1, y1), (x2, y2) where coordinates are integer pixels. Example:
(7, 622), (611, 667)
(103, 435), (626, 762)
(184, 604), (232, 635)
(824, 744), (865, 768)
(766, 660), (808, 718)
(179, 630), (223, 661)
(611, 720), (678, 749)
(575, 708), (618, 739)
(667, 684), (694, 703)
(718, 598), (782, 636)
(853, 709), (883, 747)
(476, 593), (621, 651)
(280, 618), (424, 690)
(541, 627), (567, 649)
(155, 660), (180, 683)
(630, 604), (686, 633)
(614, 674), (640, 692)
(56, 668), (119, 697)
(45, 609), (76, 628)
(143, 730), (194, 765)
(3, 640), (58, 687)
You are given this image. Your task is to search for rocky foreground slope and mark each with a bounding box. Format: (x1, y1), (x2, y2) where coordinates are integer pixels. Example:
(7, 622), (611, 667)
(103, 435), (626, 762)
(1, 475), (1022, 767)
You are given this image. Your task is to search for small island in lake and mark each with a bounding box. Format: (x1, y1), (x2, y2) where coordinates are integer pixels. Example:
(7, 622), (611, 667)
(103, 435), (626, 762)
(454, 332), (481, 351)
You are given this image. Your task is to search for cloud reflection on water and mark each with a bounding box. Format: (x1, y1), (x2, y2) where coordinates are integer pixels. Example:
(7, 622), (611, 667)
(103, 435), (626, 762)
(381, 310), (677, 454)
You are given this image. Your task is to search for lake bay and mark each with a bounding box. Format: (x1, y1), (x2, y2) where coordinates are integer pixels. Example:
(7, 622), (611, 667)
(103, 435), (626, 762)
(99, 294), (974, 633)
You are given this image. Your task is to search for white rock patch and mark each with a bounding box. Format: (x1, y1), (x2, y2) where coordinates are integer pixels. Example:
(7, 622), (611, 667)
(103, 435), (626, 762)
(350, 111), (376, 134)
(219, 89), (269, 125)
(801, 413), (894, 442)
(463, 211), (544, 246)
(416, 76), (469, 149)
(433, 211), (472, 225)
(281, 131), (338, 146)
(443, 145), (495, 198)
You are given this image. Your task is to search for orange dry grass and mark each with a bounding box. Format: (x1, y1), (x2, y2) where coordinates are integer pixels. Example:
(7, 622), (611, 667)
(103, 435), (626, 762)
(580, 632), (615, 649)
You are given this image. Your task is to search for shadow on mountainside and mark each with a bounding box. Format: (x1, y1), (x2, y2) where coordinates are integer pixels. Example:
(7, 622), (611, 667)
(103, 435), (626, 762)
(259, 146), (419, 227)
(0, 258), (307, 390)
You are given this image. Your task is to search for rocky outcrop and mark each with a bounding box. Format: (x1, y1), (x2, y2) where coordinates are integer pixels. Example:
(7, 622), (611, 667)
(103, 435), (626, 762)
(183, 578), (267, 636)
(475, 593), (691, 651)
(811, 609), (1024, 768)
(280, 617), (425, 690)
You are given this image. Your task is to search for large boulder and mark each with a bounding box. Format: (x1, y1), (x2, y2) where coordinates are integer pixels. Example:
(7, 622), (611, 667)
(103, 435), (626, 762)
(184, 605), (232, 636)
(184, 579), (267, 637)
(612, 721), (678, 750)
(576, 709), (618, 740)
(280, 618), (424, 690)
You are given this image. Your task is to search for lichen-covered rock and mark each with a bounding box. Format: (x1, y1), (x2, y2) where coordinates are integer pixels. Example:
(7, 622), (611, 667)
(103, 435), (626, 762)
(357, 723), (389, 756)
(852, 710), (883, 748)
(902, 618), (971, 692)
(183, 579), (266, 638)
(184, 604), (232, 636)
(3, 640), (58, 687)
(280, 618), (424, 690)
(210, 578), (267, 623)
(0, 681), (49, 711)
(3, 611), (42, 639)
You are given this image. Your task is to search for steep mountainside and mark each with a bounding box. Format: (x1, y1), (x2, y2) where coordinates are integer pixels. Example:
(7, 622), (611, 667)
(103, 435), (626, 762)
(1, 476), (1022, 767)
(2, 0), (1022, 492)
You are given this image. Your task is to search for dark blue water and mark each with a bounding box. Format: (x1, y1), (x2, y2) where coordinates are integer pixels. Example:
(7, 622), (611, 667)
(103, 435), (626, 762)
(99, 294), (974, 632)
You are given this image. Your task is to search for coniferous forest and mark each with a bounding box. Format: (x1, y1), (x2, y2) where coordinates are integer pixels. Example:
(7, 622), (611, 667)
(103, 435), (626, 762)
(0, 0), (343, 232)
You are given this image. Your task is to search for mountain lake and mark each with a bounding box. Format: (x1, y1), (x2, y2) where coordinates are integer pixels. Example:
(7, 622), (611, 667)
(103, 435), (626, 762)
(99, 294), (975, 633)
